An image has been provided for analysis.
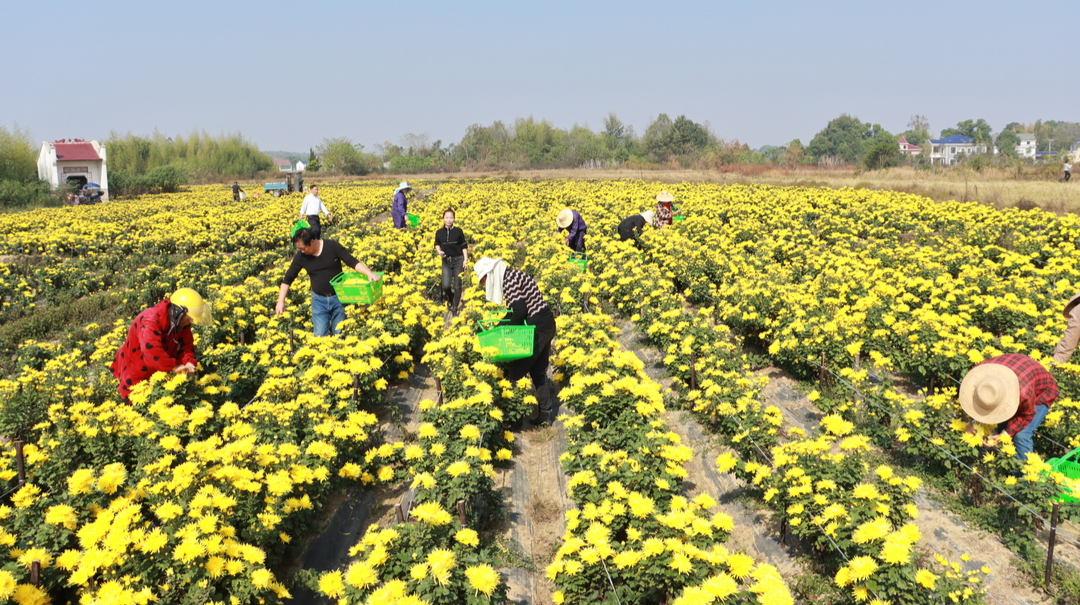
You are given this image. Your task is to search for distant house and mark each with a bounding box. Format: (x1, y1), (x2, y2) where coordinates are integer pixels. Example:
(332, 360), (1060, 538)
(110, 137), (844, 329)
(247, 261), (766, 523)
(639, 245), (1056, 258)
(1070, 139), (1080, 163)
(1017, 133), (1037, 159)
(927, 135), (990, 165)
(273, 158), (292, 172)
(295, 160), (306, 172)
(37, 139), (109, 200)
(898, 136), (922, 156)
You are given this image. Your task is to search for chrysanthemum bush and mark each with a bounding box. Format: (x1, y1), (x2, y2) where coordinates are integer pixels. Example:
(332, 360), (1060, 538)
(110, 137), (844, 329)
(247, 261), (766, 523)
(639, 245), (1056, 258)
(0, 183), (442, 603)
(549, 313), (793, 605)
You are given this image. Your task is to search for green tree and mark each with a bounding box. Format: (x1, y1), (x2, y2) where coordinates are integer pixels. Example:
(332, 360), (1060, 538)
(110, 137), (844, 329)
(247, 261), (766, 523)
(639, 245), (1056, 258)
(900, 114), (931, 148)
(995, 129), (1020, 158)
(940, 119), (993, 145)
(0, 124), (39, 182)
(306, 148), (320, 172)
(806, 114), (894, 163)
(317, 137), (373, 175)
(861, 140), (901, 170)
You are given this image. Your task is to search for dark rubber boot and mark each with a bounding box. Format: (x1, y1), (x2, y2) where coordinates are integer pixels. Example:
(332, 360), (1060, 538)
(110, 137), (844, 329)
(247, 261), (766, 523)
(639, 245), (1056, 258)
(529, 384), (552, 426)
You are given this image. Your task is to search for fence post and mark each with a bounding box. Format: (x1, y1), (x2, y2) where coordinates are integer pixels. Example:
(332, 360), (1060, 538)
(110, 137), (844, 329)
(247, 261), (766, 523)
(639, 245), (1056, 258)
(395, 504), (405, 524)
(435, 377), (444, 406)
(239, 331), (245, 345)
(15, 440), (24, 486)
(690, 350), (697, 391)
(819, 352), (826, 389)
(352, 374), (360, 405)
(1046, 503), (1060, 587)
(929, 376), (935, 395)
(289, 330), (295, 354)
(457, 500), (467, 527)
(30, 560), (39, 586)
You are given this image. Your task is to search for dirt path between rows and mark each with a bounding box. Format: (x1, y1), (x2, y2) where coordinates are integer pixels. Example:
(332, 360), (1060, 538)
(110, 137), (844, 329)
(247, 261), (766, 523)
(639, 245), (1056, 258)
(614, 321), (805, 582)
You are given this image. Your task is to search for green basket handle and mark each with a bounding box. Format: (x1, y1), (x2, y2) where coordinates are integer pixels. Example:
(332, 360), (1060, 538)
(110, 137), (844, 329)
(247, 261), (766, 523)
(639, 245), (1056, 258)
(477, 314), (529, 333)
(1061, 447), (1080, 464)
(569, 252), (587, 261)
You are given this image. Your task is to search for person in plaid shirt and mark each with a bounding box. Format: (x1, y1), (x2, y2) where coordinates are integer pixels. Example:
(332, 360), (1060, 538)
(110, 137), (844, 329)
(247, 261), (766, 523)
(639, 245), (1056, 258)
(960, 353), (1057, 460)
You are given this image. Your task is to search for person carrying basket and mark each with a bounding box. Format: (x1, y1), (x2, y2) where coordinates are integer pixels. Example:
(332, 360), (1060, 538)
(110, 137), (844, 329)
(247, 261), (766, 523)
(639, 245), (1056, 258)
(276, 225), (380, 337)
(474, 257), (556, 426)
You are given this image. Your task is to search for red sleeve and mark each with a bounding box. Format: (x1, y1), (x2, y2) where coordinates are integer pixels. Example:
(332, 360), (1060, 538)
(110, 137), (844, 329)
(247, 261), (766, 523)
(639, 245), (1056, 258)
(1003, 399), (1035, 436)
(134, 313), (183, 373)
(177, 326), (197, 366)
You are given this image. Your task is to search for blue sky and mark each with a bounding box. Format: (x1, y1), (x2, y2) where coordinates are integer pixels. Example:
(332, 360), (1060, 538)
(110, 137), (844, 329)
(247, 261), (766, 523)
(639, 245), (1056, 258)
(2, 0), (1074, 152)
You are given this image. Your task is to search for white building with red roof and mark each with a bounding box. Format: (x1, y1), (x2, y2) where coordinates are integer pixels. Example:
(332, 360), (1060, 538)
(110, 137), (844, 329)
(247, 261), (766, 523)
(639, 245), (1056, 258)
(37, 139), (109, 200)
(898, 136), (922, 156)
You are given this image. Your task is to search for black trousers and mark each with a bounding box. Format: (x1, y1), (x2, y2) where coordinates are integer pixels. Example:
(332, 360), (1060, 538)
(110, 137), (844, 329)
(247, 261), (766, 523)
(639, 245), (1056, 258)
(307, 214), (322, 239)
(507, 310), (556, 389)
(441, 255), (465, 309)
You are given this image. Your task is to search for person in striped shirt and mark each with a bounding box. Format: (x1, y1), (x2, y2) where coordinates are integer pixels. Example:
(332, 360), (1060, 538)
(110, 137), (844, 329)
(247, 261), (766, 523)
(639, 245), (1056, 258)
(474, 257), (557, 426)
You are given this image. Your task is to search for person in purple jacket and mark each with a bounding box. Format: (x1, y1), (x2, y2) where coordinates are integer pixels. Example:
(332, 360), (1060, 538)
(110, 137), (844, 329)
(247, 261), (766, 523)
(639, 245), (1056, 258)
(391, 182), (411, 229)
(556, 208), (587, 253)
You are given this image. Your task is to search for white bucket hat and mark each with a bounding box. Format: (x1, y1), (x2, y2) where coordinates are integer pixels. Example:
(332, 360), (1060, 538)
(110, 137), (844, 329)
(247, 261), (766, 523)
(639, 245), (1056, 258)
(959, 363), (1020, 425)
(394, 181), (411, 195)
(640, 210), (655, 224)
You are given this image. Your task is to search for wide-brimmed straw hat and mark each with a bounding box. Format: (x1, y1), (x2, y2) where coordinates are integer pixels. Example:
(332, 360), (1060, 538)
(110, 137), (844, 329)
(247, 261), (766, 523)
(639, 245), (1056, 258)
(959, 363), (1020, 425)
(394, 181), (411, 194)
(556, 208), (574, 229)
(656, 190), (675, 203)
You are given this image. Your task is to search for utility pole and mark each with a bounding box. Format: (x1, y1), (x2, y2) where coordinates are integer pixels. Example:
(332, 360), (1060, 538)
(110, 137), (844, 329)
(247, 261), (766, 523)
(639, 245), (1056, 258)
(1049, 139), (1054, 153)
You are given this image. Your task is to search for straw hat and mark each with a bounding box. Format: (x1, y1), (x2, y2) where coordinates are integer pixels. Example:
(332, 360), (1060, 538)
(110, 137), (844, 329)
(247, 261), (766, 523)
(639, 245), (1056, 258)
(959, 363), (1020, 425)
(1063, 291), (1080, 318)
(656, 190), (675, 203)
(556, 208), (575, 229)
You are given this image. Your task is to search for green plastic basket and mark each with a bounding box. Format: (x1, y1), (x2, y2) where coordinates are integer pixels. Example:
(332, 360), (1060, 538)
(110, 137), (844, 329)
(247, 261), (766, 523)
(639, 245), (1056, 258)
(476, 311), (535, 362)
(1046, 447), (1080, 503)
(330, 271), (384, 305)
(672, 214), (686, 222)
(568, 252), (588, 273)
(406, 213), (420, 227)
(290, 219), (310, 238)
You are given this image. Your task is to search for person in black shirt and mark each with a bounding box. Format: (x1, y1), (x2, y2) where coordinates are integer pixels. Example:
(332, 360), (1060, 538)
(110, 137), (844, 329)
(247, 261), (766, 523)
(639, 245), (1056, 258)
(232, 181), (244, 202)
(434, 208), (469, 315)
(617, 210), (655, 245)
(474, 257), (557, 426)
(275, 227), (380, 336)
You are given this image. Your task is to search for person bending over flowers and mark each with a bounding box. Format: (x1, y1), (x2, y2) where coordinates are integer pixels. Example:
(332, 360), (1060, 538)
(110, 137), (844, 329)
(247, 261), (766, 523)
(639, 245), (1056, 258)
(960, 353), (1057, 460)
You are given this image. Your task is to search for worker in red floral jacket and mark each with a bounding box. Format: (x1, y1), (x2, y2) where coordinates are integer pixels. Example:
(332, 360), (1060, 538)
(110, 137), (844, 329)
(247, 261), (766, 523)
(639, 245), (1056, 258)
(111, 288), (213, 401)
(960, 353), (1057, 460)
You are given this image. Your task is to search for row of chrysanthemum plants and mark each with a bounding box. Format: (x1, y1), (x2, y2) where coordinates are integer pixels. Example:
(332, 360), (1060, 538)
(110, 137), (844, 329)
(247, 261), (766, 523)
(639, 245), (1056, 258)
(309, 196), (554, 604)
(567, 233), (988, 605)
(0, 209), (435, 602)
(546, 309), (793, 605)
(653, 186), (1080, 451)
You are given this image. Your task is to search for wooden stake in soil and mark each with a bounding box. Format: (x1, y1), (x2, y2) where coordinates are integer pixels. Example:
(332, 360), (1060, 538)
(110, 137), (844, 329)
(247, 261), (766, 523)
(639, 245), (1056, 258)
(239, 331), (245, 345)
(15, 440), (24, 485)
(352, 374), (360, 405)
(819, 352), (826, 389)
(457, 500), (467, 527)
(30, 560), (39, 586)
(435, 377), (444, 406)
(395, 504), (405, 524)
(690, 350), (697, 390)
(1046, 503), (1060, 587)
